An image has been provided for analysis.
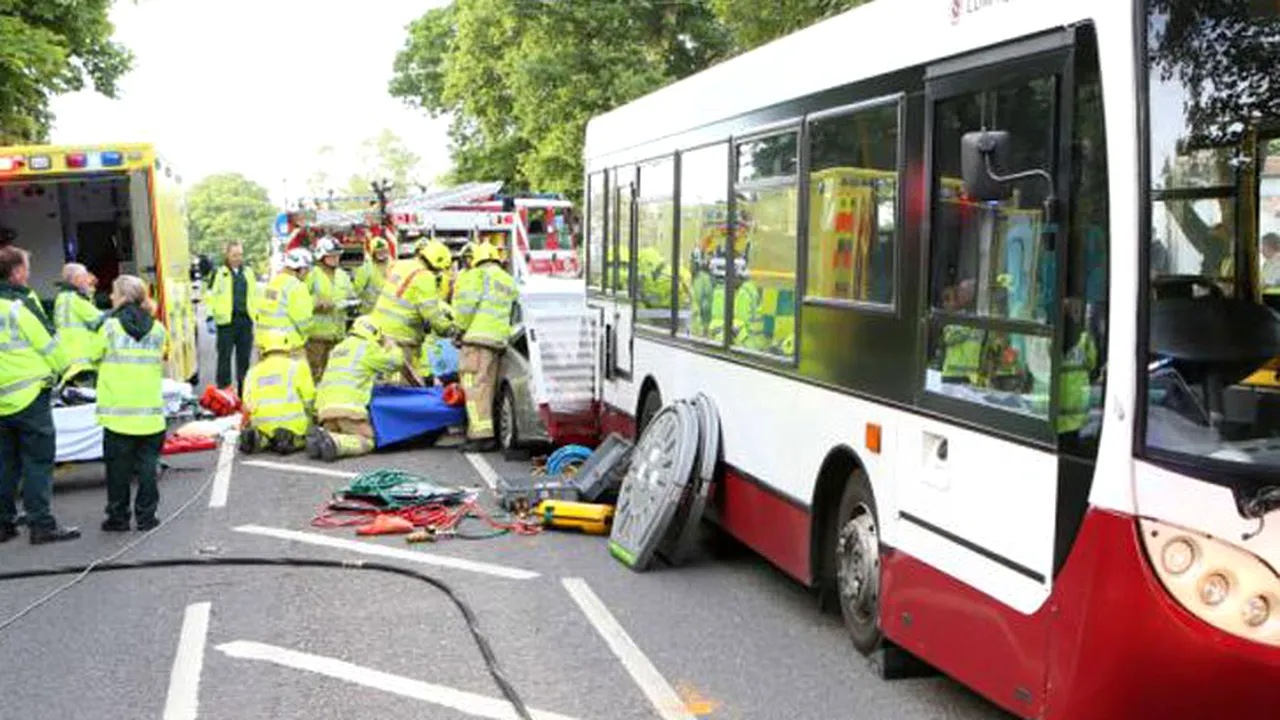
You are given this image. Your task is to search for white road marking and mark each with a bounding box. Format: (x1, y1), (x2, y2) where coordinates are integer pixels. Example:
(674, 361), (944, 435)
(240, 459), (358, 479)
(208, 432), (239, 508)
(464, 452), (502, 490)
(232, 524), (538, 580)
(216, 640), (578, 720)
(163, 601), (212, 720)
(561, 578), (696, 720)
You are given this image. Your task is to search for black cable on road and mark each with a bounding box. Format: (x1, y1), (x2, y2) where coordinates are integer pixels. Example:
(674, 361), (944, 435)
(0, 556), (535, 720)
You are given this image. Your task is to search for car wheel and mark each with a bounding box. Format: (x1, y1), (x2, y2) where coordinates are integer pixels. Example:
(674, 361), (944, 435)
(498, 384), (519, 451)
(834, 470), (883, 656)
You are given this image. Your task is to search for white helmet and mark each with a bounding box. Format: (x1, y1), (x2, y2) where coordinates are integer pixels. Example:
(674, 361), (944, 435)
(315, 236), (342, 257)
(283, 248), (313, 270)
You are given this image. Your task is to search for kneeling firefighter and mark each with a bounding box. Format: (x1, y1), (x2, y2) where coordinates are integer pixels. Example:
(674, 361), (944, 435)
(369, 239), (457, 382)
(240, 334), (315, 455)
(307, 316), (407, 461)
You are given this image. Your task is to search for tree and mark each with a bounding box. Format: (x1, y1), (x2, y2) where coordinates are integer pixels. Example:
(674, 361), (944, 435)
(356, 128), (422, 192)
(187, 173), (278, 271)
(390, 0), (733, 200)
(0, 1), (133, 143)
(710, 0), (870, 52)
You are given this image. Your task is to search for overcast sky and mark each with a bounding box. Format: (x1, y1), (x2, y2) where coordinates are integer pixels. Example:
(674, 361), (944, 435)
(50, 0), (451, 205)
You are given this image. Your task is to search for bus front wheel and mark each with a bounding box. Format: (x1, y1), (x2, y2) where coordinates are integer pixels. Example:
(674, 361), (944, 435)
(834, 471), (882, 656)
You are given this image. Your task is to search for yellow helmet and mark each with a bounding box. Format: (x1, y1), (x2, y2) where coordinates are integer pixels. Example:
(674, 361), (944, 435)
(259, 333), (294, 355)
(459, 242), (477, 268)
(351, 315), (381, 342)
(417, 239), (452, 271)
(472, 242), (501, 265)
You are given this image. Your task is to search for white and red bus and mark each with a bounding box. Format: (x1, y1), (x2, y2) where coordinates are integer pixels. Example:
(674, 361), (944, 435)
(583, 1), (1280, 717)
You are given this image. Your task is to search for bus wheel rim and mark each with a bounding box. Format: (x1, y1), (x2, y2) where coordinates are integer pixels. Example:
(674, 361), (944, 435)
(837, 505), (879, 625)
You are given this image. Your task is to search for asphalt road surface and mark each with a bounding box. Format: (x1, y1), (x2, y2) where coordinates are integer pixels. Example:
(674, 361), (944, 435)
(0, 322), (1014, 720)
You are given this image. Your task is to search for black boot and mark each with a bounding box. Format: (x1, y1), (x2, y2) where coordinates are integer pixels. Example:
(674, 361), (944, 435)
(0, 523), (17, 543)
(305, 427), (325, 459)
(135, 516), (161, 531)
(270, 428), (300, 455)
(239, 429), (262, 455)
(101, 517), (131, 532)
(30, 525), (81, 545)
(459, 439), (498, 453)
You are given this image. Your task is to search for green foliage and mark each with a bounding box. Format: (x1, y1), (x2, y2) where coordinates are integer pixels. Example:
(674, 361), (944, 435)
(304, 130), (422, 207)
(390, 0), (734, 200)
(710, 0), (870, 51)
(0, 0), (133, 143)
(186, 173), (278, 269)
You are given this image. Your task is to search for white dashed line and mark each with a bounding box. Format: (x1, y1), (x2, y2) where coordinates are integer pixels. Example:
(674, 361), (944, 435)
(163, 601), (212, 720)
(561, 578), (695, 720)
(232, 524), (539, 580)
(217, 640), (577, 720)
(208, 432), (238, 508)
(463, 452), (502, 490)
(240, 459), (358, 478)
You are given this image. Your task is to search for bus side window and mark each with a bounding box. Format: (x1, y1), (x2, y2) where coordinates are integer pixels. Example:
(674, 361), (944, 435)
(587, 172), (606, 291)
(678, 143), (730, 344)
(636, 157), (677, 332)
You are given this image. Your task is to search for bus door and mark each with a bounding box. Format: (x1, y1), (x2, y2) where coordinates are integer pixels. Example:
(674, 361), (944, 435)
(889, 31), (1107, 709)
(607, 168), (636, 380)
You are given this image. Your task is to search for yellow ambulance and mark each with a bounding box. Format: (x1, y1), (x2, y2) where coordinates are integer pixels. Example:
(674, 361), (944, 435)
(0, 143), (197, 381)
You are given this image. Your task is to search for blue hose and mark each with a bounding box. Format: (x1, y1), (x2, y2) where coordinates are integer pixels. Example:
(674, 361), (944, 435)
(546, 444), (593, 476)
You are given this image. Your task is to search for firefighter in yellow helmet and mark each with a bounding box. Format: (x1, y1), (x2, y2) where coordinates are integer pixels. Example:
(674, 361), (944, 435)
(257, 248), (314, 354)
(305, 236), (354, 381)
(307, 315), (407, 460)
(353, 235), (393, 314)
(240, 332), (315, 455)
(453, 242), (518, 452)
(369, 238), (457, 382)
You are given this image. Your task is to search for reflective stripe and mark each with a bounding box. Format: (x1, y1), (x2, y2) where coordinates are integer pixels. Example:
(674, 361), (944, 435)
(37, 339), (57, 356)
(252, 410), (307, 423)
(0, 340), (25, 351)
(257, 374), (284, 388)
(103, 354), (163, 366)
(98, 406), (164, 417)
(0, 375), (46, 397)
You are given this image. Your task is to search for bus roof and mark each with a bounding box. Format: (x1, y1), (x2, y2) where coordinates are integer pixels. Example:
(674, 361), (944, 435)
(584, 0), (1113, 167)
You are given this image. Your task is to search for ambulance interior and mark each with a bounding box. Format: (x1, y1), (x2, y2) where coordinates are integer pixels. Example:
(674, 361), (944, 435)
(0, 172), (156, 311)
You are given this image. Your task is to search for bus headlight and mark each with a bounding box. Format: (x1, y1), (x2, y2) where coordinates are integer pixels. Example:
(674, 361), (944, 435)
(1140, 517), (1280, 647)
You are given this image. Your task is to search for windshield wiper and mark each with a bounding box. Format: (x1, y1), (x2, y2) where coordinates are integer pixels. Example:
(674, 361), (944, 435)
(1240, 485), (1280, 540)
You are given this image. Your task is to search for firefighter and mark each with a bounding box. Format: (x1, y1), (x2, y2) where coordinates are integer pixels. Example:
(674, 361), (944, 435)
(92, 275), (167, 532)
(240, 333), (315, 455)
(206, 240), (258, 394)
(369, 238), (456, 381)
(0, 247), (78, 544)
(256, 248), (314, 355)
(307, 316), (406, 461)
(353, 235), (393, 314)
(453, 242), (518, 452)
(54, 262), (105, 383)
(940, 279), (982, 384)
(305, 237), (353, 381)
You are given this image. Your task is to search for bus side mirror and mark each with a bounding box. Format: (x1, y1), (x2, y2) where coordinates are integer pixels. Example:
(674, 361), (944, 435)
(961, 130), (1012, 202)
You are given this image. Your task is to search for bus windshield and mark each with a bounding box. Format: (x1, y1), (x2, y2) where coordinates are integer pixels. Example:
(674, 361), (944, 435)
(1144, 0), (1280, 472)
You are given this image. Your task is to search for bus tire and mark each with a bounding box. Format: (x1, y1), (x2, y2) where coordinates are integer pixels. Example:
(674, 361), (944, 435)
(833, 470), (882, 656)
(636, 386), (662, 439)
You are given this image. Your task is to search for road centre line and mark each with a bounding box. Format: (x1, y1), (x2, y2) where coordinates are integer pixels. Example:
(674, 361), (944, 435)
(232, 524), (539, 580)
(217, 640), (578, 720)
(163, 601), (212, 720)
(208, 432), (238, 508)
(464, 452), (502, 490)
(239, 459), (359, 478)
(561, 578), (697, 720)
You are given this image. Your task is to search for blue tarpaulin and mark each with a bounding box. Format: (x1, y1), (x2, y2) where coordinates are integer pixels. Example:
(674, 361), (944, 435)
(369, 385), (466, 448)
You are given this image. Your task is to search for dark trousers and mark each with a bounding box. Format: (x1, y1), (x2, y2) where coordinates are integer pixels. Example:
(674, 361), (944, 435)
(104, 429), (165, 523)
(0, 389), (57, 531)
(216, 315), (254, 392)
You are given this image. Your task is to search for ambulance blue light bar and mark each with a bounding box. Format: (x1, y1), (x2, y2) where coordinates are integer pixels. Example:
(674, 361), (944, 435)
(101, 151), (123, 167)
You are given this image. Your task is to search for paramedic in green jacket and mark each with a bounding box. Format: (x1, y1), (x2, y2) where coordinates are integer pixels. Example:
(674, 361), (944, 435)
(206, 241), (258, 393)
(54, 262), (106, 383)
(0, 246), (80, 544)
